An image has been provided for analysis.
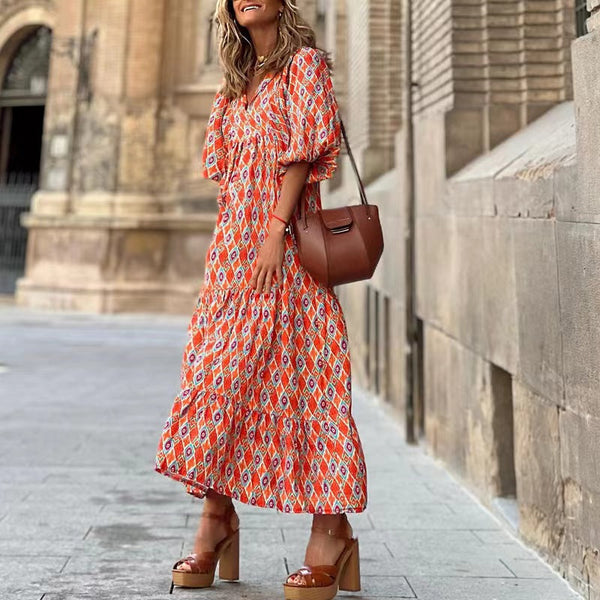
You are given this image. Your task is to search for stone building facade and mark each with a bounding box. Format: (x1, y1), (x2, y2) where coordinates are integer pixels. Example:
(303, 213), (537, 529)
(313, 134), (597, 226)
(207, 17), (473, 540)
(1, 0), (599, 597)
(3, 0), (262, 311)
(324, 1), (599, 598)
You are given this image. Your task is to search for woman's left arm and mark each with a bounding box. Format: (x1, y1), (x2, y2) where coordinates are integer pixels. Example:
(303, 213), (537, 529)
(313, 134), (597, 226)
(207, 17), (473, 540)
(250, 161), (310, 295)
(250, 48), (340, 295)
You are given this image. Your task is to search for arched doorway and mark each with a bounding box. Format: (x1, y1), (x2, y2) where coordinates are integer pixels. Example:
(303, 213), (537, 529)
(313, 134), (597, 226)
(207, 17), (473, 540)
(0, 25), (51, 294)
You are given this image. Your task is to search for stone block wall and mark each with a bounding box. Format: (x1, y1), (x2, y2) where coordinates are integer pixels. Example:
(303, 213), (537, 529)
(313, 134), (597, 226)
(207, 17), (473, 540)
(410, 0), (600, 595)
(424, 324), (517, 498)
(414, 94), (600, 592)
(325, 0), (600, 597)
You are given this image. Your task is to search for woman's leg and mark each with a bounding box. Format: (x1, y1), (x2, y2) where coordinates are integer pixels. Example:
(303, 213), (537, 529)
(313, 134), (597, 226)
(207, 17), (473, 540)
(305, 514), (352, 563)
(175, 489), (240, 572)
(287, 513), (353, 583)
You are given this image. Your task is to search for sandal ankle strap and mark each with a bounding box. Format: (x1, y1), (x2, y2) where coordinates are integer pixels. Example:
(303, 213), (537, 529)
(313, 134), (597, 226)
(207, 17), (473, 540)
(311, 514), (351, 539)
(200, 503), (237, 534)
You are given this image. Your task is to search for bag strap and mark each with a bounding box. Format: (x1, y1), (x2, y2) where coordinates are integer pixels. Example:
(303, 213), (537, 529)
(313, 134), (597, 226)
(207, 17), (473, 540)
(284, 55), (369, 210)
(339, 120), (368, 207)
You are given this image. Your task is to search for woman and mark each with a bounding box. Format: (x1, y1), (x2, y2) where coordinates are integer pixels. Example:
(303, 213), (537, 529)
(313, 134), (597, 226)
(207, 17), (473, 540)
(154, 1), (367, 598)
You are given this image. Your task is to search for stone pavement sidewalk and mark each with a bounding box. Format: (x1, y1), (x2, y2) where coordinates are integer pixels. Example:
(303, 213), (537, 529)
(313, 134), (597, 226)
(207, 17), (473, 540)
(0, 306), (581, 600)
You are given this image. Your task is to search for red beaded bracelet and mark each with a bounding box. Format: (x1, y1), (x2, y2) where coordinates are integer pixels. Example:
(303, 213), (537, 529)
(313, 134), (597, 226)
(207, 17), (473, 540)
(270, 212), (288, 227)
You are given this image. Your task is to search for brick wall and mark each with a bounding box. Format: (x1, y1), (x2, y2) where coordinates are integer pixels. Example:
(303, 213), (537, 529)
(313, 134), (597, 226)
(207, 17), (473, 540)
(346, 0), (370, 154)
(368, 0), (403, 160)
(411, 0), (454, 115)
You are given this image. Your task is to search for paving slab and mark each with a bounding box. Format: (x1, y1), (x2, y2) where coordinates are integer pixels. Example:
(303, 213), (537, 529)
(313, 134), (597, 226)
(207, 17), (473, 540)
(0, 306), (582, 599)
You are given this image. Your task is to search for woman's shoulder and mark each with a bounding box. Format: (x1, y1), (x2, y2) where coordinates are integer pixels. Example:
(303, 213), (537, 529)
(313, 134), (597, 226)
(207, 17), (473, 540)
(210, 86), (233, 113)
(289, 45), (328, 70)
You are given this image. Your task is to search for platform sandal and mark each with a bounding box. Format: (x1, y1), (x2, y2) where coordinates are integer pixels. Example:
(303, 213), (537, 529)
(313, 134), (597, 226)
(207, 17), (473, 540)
(170, 503), (239, 593)
(283, 514), (361, 600)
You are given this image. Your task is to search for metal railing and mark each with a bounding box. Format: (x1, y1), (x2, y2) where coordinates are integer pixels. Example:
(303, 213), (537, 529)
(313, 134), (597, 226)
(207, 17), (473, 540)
(576, 0), (591, 37)
(0, 172), (37, 294)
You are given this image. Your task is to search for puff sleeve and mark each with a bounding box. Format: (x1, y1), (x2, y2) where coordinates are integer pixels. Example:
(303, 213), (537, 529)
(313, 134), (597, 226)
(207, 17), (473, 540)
(279, 47), (341, 184)
(201, 90), (229, 182)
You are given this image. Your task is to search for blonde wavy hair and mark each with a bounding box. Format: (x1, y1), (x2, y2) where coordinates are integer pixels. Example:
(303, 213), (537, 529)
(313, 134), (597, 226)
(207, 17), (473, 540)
(214, 0), (331, 99)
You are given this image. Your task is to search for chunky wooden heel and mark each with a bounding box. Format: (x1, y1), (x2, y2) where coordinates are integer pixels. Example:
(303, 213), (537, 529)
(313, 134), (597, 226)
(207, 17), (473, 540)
(283, 514), (361, 600)
(170, 503), (239, 592)
(338, 539), (360, 592)
(218, 528), (239, 581)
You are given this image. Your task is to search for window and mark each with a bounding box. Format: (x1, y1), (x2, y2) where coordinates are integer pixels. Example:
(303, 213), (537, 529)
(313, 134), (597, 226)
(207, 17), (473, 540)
(2, 27), (51, 98)
(576, 0), (591, 37)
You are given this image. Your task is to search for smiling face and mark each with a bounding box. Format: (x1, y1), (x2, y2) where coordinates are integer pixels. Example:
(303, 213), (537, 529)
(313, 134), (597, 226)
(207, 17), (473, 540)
(232, 0), (283, 29)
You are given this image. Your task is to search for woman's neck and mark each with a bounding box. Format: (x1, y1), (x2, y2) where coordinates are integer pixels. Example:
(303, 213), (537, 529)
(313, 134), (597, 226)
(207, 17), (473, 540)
(248, 24), (278, 58)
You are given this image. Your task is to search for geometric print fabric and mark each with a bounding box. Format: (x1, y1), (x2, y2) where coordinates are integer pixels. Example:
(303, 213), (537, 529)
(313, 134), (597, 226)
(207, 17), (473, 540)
(154, 46), (367, 513)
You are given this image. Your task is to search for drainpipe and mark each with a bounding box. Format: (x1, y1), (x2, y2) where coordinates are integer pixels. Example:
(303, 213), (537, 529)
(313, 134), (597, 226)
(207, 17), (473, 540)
(404, 0), (418, 444)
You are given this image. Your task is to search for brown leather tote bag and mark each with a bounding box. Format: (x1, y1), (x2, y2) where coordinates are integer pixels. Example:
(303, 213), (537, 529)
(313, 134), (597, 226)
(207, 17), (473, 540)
(291, 120), (384, 288)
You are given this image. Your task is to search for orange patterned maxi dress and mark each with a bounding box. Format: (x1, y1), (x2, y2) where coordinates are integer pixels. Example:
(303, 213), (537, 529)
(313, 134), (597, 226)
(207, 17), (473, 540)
(154, 46), (367, 514)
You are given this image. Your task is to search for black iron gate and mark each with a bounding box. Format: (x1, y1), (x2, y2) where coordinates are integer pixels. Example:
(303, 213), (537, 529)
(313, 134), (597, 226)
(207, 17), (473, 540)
(0, 173), (37, 294)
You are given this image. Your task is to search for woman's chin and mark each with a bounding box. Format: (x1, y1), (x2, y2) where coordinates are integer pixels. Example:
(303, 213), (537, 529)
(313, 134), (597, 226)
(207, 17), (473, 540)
(238, 13), (275, 28)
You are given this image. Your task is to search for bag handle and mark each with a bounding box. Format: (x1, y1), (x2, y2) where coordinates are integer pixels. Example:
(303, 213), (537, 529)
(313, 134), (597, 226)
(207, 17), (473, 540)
(284, 54), (370, 221)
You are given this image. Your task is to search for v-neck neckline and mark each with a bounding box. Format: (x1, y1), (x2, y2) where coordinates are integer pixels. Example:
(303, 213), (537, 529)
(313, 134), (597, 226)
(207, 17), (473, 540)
(243, 72), (275, 111)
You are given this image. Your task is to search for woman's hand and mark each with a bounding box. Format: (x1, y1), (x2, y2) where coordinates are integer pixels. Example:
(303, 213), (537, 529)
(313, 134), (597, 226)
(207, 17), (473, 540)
(250, 161), (309, 294)
(250, 219), (286, 294)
